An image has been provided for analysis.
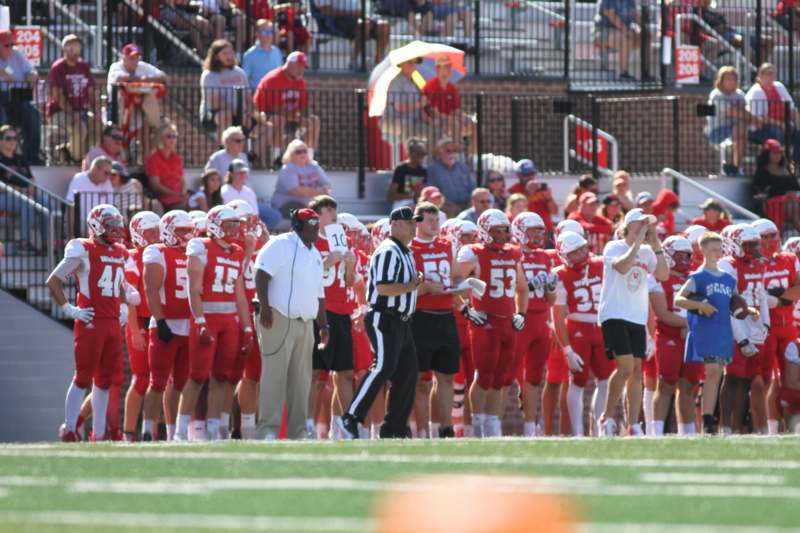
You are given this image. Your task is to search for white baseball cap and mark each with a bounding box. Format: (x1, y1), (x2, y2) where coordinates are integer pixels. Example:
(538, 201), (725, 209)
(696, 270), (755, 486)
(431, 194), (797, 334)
(623, 208), (657, 226)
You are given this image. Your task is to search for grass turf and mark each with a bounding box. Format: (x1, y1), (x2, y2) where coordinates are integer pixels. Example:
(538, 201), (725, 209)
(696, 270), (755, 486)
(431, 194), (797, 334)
(0, 437), (799, 532)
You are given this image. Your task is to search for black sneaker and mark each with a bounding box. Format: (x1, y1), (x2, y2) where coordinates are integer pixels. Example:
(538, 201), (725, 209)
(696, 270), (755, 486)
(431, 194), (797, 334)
(141, 432), (153, 442)
(439, 426), (455, 438)
(702, 414), (716, 435)
(337, 414), (359, 440)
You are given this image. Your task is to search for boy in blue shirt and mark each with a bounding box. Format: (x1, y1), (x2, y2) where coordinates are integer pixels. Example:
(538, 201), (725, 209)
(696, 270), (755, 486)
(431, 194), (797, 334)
(675, 232), (759, 435)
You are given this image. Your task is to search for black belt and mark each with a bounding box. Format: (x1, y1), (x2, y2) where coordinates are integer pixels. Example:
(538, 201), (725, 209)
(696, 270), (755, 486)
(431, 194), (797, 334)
(370, 307), (411, 322)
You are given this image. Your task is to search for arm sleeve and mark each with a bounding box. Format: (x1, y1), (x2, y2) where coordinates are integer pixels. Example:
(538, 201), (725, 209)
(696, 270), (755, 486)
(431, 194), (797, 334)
(602, 240), (623, 268)
(456, 246), (478, 264)
(142, 245), (165, 266)
(786, 341), (800, 364)
(51, 257), (84, 281)
(64, 239), (87, 259)
(185, 239), (208, 264)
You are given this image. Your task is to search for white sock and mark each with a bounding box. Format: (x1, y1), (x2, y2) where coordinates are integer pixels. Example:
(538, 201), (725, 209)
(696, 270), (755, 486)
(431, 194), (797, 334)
(722, 425), (733, 435)
(91, 386), (109, 440)
(330, 416), (342, 440)
(176, 414), (190, 440)
(472, 414), (486, 438)
(409, 421), (418, 438)
(523, 421), (537, 437)
(64, 382), (86, 431)
(219, 412), (230, 439)
(463, 424), (474, 438)
(191, 419), (207, 441)
(566, 383), (584, 437)
(166, 423), (175, 441)
(206, 418), (220, 441)
(370, 422), (382, 440)
(486, 415), (501, 437)
(142, 419), (154, 437)
(306, 418), (315, 436)
(418, 428), (429, 439)
(241, 414), (256, 440)
(317, 423), (329, 440)
(358, 425), (370, 439)
(429, 422), (441, 439)
(643, 389), (655, 436)
(592, 380), (609, 437)
(653, 420), (665, 437)
(678, 422), (696, 435)
(767, 419), (780, 435)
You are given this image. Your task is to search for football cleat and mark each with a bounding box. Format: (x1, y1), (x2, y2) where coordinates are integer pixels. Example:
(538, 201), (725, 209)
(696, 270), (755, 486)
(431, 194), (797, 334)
(59, 424), (81, 442)
(598, 417), (617, 437)
(337, 414), (360, 440)
(123, 432), (137, 443)
(439, 426), (455, 439)
(141, 432), (153, 442)
(628, 423), (645, 437)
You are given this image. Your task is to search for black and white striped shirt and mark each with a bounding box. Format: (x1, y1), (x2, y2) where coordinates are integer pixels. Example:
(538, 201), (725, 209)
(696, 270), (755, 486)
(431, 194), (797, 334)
(368, 237), (418, 316)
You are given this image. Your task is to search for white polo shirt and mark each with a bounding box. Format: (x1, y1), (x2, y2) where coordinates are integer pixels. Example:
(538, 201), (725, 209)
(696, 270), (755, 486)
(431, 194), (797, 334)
(221, 183), (259, 214)
(598, 239), (657, 326)
(254, 231), (324, 321)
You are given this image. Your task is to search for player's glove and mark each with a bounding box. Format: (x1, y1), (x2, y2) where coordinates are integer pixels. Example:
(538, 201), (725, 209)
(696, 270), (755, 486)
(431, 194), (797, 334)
(240, 327), (254, 355)
(527, 273), (544, 293)
(545, 272), (559, 293)
(564, 346), (584, 373)
(645, 335), (656, 360)
(118, 303), (129, 326)
(61, 302), (94, 323)
(738, 339), (758, 358)
(195, 318), (214, 345)
(767, 287), (793, 307)
(156, 318), (174, 343)
(460, 304), (487, 327)
(125, 283), (141, 306)
(512, 313), (525, 331)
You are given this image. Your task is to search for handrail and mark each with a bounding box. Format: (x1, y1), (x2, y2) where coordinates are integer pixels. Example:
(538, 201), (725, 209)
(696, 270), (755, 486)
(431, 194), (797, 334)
(522, 0), (564, 22)
(0, 162), (71, 206)
(119, 0), (203, 66)
(675, 13), (755, 81)
(563, 114), (618, 176)
(661, 167), (759, 221)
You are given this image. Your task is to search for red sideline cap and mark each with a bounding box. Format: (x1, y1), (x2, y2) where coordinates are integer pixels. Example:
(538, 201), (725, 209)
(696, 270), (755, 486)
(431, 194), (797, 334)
(122, 43), (141, 57)
(579, 191), (597, 205)
(287, 51), (307, 65)
(294, 208), (318, 222)
(764, 138), (784, 153)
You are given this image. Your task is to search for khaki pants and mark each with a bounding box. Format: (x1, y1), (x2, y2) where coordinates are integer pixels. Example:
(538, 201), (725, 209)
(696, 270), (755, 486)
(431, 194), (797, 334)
(256, 308), (314, 439)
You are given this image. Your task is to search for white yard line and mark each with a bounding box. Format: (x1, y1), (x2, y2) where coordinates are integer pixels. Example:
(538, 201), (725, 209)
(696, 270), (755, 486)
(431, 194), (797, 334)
(0, 447), (797, 471)
(639, 473), (785, 485)
(580, 523), (794, 532)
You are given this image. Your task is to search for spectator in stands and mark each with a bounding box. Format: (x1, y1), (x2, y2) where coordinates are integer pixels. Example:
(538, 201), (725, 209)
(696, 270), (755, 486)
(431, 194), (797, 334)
(636, 191), (655, 213)
(388, 137), (427, 209)
(691, 0), (773, 65)
(594, 0), (641, 80)
(82, 124), (127, 172)
(507, 158), (557, 232)
(705, 66), (748, 177)
(145, 121), (187, 210)
(772, 1), (800, 35)
(426, 137), (475, 217)
(423, 56), (476, 154)
(652, 188), (680, 236)
(188, 168), (224, 211)
(253, 51), (320, 159)
(0, 30), (41, 164)
(0, 125), (47, 252)
(691, 198), (730, 232)
(407, 0), (434, 36)
(601, 193), (624, 226)
(380, 58), (429, 145)
(753, 139), (799, 199)
(506, 192), (528, 221)
(564, 174), (598, 215)
(508, 158), (537, 196)
(271, 139), (331, 217)
(456, 187), (492, 223)
(611, 170), (635, 211)
(745, 63), (800, 167)
(316, 0), (390, 70)
(203, 0), (246, 55)
(47, 34), (101, 165)
(486, 170), (508, 211)
(109, 161), (146, 216)
(419, 185), (448, 225)
(221, 159), (281, 229)
(66, 156), (114, 223)
(205, 126), (250, 177)
(430, 0), (473, 40)
(107, 43), (167, 159)
(160, 0), (216, 54)
(568, 192), (614, 253)
(242, 19), (284, 90)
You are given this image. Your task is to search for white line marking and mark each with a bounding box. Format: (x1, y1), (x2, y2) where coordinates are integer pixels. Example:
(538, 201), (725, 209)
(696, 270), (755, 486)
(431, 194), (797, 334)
(580, 523), (794, 533)
(0, 475), (59, 486)
(0, 510), (372, 531)
(0, 448), (797, 471)
(639, 473), (785, 486)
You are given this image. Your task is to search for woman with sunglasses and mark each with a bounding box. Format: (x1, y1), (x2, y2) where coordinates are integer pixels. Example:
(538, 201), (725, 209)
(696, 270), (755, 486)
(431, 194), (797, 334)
(205, 126), (250, 178)
(485, 170), (508, 212)
(82, 123), (127, 172)
(271, 139), (331, 217)
(145, 121), (187, 210)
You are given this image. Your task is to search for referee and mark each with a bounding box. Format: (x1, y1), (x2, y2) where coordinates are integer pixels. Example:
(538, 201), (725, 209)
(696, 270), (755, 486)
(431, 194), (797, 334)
(339, 206), (423, 439)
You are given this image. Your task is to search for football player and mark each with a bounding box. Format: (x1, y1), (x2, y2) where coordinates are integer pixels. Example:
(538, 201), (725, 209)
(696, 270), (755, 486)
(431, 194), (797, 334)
(456, 209), (528, 437)
(47, 204), (129, 442)
(175, 205), (252, 441)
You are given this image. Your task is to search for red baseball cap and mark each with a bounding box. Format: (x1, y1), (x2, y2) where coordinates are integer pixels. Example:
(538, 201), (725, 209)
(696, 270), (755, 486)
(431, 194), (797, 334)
(0, 31), (14, 47)
(122, 43), (141, 57)
(420, 186), (443, 200)
(764, 138), (784, 153)
(287, 51), (307, 66)
(294, 208), (318, 222)
(579, 191), (598, 205)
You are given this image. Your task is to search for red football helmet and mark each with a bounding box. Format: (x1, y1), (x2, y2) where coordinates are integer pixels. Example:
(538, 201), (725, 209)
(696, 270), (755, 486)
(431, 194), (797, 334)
(129, 211), (161, 248)
(662, 235), (692, 273)
(160, 210), (195, 247)
(87, 204), (124, 243)
(783, 236), (800, 255)
(556, 231), (589, 268)
(206, 205), (242, 242)
(511, 211), (546, 248)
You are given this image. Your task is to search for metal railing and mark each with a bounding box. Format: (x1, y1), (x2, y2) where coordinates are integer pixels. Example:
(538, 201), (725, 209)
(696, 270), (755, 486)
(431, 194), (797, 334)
(562, 114), (618, 176)
(661, 167), (759, 221)
(674, 13), (754, 85)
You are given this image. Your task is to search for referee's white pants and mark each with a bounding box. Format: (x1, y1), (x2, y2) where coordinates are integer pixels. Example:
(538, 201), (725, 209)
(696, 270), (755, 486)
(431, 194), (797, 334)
(255, 308), (314, 439)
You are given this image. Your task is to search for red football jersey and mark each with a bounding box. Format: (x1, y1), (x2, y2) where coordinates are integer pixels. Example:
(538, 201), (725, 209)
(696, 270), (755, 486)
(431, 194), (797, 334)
(553, 257), (604, 319)
(65, 238), (128, 319)
(186, 238), (244, 305)
(460, 243), (521, 317)
(651, 272), (688, 338)
(345, 248), (370, 313)
(722, 256), (767, 307)
(567, 212), (613, 254)
(764, 252), (800, 328)
(520, 247), (555, 314)
(243, 251), (258, 304)
(316, 234), (352, 315)
(411, 237), (455, 312)
(125, 247), (151, 318)
(143, 244), (191, 319)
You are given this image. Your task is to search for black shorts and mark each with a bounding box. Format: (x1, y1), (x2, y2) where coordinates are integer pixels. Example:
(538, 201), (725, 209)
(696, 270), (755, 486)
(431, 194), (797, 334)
(601, 319), (647, 359)
(313, 311), (354, 372)
(411, 310), (460, 374)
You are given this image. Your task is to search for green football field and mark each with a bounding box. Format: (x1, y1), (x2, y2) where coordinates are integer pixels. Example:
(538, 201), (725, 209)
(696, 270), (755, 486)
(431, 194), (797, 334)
(0, 437), (799, 532)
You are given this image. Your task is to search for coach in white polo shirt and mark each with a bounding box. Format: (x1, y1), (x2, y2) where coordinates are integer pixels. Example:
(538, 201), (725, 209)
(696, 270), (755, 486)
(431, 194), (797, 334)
(253, 207), (327, 440)
(596, 208), (669, 436)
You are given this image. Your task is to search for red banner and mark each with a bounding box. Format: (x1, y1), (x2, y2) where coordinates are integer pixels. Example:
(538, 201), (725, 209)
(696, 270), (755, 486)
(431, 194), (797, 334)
(575, 122), (609, 169)
(12, 26), (42, 67)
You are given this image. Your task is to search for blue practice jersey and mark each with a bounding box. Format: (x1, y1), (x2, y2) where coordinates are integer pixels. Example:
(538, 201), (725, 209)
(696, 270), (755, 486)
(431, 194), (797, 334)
(684, 267), (737, 363)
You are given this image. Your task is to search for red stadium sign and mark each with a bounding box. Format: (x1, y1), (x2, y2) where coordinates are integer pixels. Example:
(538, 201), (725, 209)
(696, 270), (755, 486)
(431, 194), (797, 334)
(675, 45), (700, 85)
(575, 122), (609, 169)
(12, 26), (42, 67)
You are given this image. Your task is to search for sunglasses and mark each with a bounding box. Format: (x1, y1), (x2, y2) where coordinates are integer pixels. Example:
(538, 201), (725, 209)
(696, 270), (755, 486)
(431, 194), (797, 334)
(109, 133), (124, 141)
(258, 30), (274, 36)
(2, 135), (17, 141)
(488, 177), (504, 182)
(231, 138), (245, 143)
(163, 133), (178, 139)
(294, 149), (308, 154)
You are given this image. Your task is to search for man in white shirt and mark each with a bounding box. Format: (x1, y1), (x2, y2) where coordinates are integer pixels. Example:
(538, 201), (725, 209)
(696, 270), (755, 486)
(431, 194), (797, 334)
(66, 156), (114, 226)
(597, 208), (669, 436)
(220, 159), (282, 231)
(253, 207), (327, 439)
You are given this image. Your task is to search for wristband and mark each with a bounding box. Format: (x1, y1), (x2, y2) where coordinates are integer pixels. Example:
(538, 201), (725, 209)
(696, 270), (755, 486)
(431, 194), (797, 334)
(654, 250), (664, 255)
(243, 326), (253, 333)
(195, 316), (207, 325)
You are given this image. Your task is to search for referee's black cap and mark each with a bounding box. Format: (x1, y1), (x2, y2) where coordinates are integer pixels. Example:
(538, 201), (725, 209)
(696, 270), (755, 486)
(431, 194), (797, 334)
(390, 206), (424, 222)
